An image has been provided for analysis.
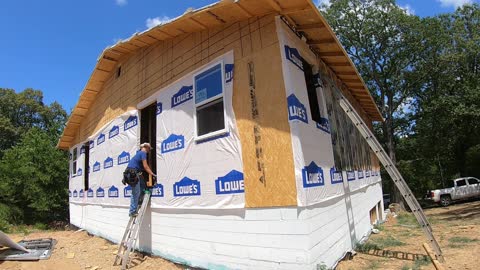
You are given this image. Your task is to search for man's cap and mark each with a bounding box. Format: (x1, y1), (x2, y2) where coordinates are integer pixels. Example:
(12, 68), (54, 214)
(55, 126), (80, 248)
(140, 142), (152, 150)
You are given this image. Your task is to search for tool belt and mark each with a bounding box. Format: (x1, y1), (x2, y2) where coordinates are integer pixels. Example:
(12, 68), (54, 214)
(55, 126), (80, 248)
(123, 168), (144, 186)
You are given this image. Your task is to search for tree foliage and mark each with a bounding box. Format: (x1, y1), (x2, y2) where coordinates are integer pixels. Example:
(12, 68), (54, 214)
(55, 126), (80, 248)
(321, 1), (480, 198)
(0, 88), (68, 229)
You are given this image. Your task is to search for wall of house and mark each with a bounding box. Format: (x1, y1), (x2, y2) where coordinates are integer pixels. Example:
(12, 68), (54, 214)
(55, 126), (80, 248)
(68, 14), (384, 270)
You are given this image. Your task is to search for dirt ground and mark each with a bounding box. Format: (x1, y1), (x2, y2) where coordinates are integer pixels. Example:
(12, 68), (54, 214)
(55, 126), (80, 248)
(0, 230), (186, 270)
(1, 200), (480, 270)
(337, 200), (480, 270)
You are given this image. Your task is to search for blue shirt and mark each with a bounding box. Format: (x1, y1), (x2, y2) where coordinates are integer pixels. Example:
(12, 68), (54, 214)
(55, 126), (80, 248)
(127, 150), (146, 170)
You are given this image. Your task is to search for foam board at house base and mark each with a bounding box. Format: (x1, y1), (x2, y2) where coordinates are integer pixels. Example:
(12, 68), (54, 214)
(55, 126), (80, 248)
(70, 181), (382, 269)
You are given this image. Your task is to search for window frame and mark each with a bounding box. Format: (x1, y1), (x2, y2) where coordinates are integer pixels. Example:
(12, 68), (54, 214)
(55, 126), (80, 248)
(301, 59), (324, 124)
(72, 147), (78, 177)
(192, 60), (228, 142)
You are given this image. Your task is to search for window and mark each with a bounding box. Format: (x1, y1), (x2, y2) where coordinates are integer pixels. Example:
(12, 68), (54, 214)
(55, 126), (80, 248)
(457, 179), (467, 187)
(194, 62), (226, 140)
(72, 147), (77, 176)
(302, 59), (322, 123)
(467, 178), (479, 185)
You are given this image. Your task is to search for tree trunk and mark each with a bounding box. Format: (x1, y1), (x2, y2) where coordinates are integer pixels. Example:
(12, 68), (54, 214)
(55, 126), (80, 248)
(384, 108), (405, 209)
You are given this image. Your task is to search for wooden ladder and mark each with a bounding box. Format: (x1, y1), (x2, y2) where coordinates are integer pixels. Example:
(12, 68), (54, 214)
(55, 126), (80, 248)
(113, 190), (151, 269)
(338, 95), (444, 262)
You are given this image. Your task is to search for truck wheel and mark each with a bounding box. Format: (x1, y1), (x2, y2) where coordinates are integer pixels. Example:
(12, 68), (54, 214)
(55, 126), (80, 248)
(440, 195), (451, 207)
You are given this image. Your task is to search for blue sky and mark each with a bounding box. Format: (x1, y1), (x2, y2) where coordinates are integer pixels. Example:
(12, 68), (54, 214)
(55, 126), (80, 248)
(0, 0), (477, 112)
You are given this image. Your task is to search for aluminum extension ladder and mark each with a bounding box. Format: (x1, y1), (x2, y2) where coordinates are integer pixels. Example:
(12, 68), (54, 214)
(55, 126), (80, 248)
(338, 95), (445, 263)
(113, 190), (151, 269)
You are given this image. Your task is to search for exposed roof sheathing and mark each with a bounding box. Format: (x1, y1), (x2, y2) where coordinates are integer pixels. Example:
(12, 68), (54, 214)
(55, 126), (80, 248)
(57, 0), (383, 150)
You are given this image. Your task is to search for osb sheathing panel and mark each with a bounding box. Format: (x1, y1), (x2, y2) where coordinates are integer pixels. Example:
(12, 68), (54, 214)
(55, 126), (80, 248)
(233, 29), (297, 208)
(71, 15), (296, 208)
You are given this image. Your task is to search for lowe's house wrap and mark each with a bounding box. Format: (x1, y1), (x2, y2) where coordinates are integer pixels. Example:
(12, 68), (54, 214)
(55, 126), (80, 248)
(60, 2), (387, 269)
(154, 51), (245, 209)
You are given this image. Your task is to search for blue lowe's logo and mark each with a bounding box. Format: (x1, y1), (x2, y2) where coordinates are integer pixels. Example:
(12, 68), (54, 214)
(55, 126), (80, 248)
(77, 168), (83, 176)
(118, 151), (130, 165)
(124, 185), (132, 197)
(87, 188), (94, 198)
(93, 161), (101, 172)
(89, 140), (94, 149)
(347, 171), (356, 181)
(287, 94), (308, 124)
(79, 189), (84, 198)
(161, 134), (184, 153)
(330, 168), (343, 184)
(215, 170), (244, 195)
(108, 186), (119, 198)
(173, 177), (201, 197)
(97, 133), (105, 145)
(358, 170), (364, 179)
(151, 183), (164, 197)
(96, 187), (105, 197)
(285, 45), (304, 70)
(156, 102), (162, 115)
(109, 125), (119, 138)
(73, 190), (78, 197)
(316, 118), (330, 133)
(225, 64), (234, 83)
(302, 161), (324, 188)
(171, 85), (193, 107)
(124, 115), (138, 131)
(104, 157), (113, 169)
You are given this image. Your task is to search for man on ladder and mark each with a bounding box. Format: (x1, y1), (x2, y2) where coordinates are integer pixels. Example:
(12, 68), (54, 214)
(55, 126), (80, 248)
(114, 142), (156, 269)
(123, 142), (156, 217)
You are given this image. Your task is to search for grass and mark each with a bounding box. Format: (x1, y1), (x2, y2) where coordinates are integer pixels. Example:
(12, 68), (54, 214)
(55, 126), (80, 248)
(448, 236), (478, 243)
(373, 223), (385, 231)
(356, 242), (382, 252)
(356, 235), (406, 252)
(396, 212), (419, 228)
(400, 257), (431, 270)
(6, 223), (52, 235)
(373, 235), (406, 248)
(447, 236), (478, 248)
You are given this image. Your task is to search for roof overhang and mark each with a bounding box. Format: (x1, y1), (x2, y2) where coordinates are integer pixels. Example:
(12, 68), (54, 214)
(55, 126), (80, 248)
(57, 0), (383, 150)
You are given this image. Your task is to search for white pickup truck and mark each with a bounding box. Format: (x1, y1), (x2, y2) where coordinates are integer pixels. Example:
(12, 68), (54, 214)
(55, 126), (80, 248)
(428, 177), (480, 206)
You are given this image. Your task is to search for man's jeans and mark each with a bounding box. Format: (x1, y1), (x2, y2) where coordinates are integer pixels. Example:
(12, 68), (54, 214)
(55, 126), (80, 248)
(129, 178), (145, 216)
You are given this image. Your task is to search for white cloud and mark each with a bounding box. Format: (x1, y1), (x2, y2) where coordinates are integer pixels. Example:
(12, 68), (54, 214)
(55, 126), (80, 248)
(399, 4), (415, 15)
(145, 16), (172, 29)
(316, 0), (331, 8)
(437, 0), (473, 8)
(115, 0), (127, 6)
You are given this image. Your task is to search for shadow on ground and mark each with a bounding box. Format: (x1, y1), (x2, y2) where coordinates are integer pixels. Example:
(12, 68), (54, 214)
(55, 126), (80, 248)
(357, 248), (429, 261)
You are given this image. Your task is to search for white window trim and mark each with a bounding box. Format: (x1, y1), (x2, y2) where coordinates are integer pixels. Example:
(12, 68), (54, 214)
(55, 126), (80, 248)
(193, 60), (228, 142)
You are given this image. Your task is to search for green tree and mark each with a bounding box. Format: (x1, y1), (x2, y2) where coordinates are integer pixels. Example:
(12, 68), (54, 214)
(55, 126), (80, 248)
(0, 128), (69, 224)
(321, 0), (423, 204)
(412, 4), (480, 184)
(0, 88), (69, 228)
(321, 0), (422, 163)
